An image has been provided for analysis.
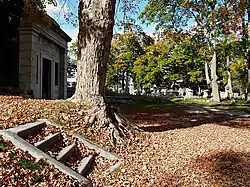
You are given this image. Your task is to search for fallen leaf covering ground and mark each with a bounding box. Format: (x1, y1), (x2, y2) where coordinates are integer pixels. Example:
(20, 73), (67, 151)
(1, 95), (250, 186)
(0, 136), (82, 186)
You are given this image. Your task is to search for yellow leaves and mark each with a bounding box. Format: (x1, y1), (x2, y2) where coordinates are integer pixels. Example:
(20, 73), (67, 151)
(220, 8), (228, 20)
(180, 0), (193, 8)
(231, 59), (244, 71)
(239, 0), (246, 12)
(22, 0), (52, 26)
(117, 57), (123, 63)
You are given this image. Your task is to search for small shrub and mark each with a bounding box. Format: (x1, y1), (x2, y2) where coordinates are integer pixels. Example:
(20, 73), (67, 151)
(20, 157), (46, 170)
(0, 140), (6, 152)
(32, 175), (44, 184)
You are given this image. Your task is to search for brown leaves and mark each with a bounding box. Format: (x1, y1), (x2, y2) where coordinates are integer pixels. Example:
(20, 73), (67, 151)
(0, 135), (82, 186)
(101, 107), (250, 186)
(1, 96), (250, 186)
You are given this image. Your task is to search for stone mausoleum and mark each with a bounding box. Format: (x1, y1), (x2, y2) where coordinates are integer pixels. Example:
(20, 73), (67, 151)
(18, 17), (71, 99)
(0, 15), (71, 99)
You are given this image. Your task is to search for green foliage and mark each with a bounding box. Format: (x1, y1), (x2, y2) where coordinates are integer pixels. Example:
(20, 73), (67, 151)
(8, 151), (17, 158)
(0, 140), (6, 152)
(141, 0), (243, 29)
(231, 58), (248, 92)
(215, 34), (248, 92)
(139, 0), (250, 99)
(67, 41), (77, 78)
(133, 41), (166, 88)
(32, 175), (44, 184)
(133, 30), (206, 89)
(20, 157), (46, 171)
(107, 30), (152, 89)
(140, 0), (191, 30)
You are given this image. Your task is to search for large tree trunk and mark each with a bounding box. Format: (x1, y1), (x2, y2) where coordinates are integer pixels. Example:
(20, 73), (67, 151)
(205, 61), (211, 85)
(204, 52), (220, 102)
(210, 51), (220, 102)
(247, 0), (250, 100)
(72, 0), (114, 105)
(124, 71), (130, 95)
(225, 56), (233, 99)
(70, 0), (140, 145)
(121, 71), (125, 93)
(242, 0), (250, 100)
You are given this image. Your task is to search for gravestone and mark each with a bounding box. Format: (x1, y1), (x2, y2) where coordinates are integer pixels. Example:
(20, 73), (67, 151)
(166, 89), (178, 98)
(184, 88), (193, 99)
(233, 92), (239, 99)
(203, 90), (210, 98)
(220, 91), (227, 99)
(178, 88), (185, 97)
(241, 93), (245, 99)
(162, 88), (167, 96)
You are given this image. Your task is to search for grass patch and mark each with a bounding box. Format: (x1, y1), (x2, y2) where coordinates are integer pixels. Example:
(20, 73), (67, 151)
(20, 157), (46, 171)
(54, 100), (87, 111)
(175, 98), (250, 113)
(0, 140), (6, 152)
(119, 95), (250, 113)
(119, 96), (185, 109)
(8, 151), (17, 158)
(32, 175), (44, 184)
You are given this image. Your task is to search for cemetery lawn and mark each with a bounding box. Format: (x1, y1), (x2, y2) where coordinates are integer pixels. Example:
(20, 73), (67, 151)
(176, 97), (250, 113)
(1, 95), (250, 186)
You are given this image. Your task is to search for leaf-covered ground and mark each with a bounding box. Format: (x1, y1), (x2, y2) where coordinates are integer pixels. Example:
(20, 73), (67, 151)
(0, 135), (83, 186)
(1, 96), (250, 186)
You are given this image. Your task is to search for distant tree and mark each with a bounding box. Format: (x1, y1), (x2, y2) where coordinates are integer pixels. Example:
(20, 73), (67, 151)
(140, 0), (248, 102)
(107, 30), (152, 93)
(67, 41), (77, 78)
(133, 30), (206, 92)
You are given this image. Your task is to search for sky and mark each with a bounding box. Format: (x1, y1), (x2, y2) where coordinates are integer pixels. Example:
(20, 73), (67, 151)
(45, 0), (156, 45)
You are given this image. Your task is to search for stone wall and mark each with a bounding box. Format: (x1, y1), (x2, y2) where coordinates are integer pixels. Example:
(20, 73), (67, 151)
(19, 27), (32, 92)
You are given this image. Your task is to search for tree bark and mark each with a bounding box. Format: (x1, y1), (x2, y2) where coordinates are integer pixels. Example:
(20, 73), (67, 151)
(242, 0), (250, 100)
(225, 56), (233, 99)
(71, 0), (115, 106)
(124, 71), (130, 95)
(70, 0), (140, 145)
(121, 71), (125, 93)
(205, 61), (211, 85)
(210, 51), (220, 102)
(204, 51), (220, 102)
(247, 0), (250, 100)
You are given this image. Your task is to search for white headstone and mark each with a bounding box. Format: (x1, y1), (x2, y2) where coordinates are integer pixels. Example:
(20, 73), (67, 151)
(233, 92), (239, 98)
(220, 91), (227, 99)
(162, 88), (167, 96)
(241, 93), (245, 99)
(203, 90), (210, 98)
(178, 88), (185, 97)
(185, 88), (193, 99)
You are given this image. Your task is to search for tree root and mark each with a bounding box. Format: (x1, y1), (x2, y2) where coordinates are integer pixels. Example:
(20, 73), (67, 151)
(67, 93), (82, 103)
(69, 93), (141, 146)
(84, 104), (142, 146)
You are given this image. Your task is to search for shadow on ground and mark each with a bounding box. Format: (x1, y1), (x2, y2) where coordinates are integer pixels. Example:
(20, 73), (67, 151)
(156, 150), (250, 186)
(121, 104), (250, 132)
